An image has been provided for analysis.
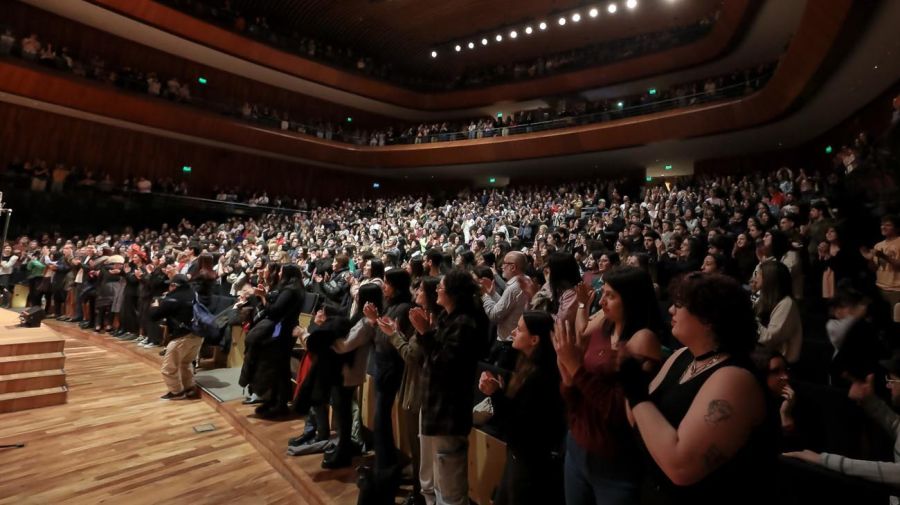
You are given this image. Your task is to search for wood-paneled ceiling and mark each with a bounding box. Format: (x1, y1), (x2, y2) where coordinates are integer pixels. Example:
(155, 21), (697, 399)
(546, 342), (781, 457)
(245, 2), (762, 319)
(230, 0), (724, 76)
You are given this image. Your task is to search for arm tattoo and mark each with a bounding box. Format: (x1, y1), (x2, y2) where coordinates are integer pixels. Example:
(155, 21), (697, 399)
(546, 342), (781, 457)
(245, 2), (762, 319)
(703, 444), (727, 470)
(704, 399), (733, 425)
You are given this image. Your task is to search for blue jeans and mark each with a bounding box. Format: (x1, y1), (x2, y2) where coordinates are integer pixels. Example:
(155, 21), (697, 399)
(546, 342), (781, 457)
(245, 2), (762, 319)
(564, 432), (639, 505)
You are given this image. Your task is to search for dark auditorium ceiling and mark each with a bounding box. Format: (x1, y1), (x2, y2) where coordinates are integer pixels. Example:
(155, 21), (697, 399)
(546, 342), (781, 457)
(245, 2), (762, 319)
(230, 0), (724, 75)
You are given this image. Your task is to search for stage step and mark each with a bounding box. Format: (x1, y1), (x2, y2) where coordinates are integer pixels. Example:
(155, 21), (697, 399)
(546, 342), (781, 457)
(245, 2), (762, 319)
(0, 369), (66, 394)
(0, 386), (67, 413)
(0, 334), (65, 357)
(0, 352), (66, 375)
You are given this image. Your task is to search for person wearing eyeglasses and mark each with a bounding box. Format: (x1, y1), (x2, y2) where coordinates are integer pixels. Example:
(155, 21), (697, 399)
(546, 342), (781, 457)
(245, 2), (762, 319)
(784, 352), (900, 503)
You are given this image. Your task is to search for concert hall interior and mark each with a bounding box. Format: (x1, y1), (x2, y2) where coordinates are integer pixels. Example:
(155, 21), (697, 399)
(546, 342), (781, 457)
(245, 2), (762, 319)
(1, 0), (899, 504)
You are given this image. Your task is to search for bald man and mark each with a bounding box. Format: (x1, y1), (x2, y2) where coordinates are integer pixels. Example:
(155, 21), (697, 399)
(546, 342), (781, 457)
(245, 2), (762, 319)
(480, 251), (530, 369)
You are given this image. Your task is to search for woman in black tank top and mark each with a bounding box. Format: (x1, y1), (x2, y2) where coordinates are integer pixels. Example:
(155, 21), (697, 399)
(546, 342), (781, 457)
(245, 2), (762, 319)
(618, 272), (779, 505)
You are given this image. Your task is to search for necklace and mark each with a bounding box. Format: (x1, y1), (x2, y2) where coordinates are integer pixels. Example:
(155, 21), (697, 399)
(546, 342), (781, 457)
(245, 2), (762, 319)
(685, 349), (722, 379)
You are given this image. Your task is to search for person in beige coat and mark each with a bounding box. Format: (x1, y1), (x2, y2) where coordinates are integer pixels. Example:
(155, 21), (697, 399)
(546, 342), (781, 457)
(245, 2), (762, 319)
(754, 260), (803, 363)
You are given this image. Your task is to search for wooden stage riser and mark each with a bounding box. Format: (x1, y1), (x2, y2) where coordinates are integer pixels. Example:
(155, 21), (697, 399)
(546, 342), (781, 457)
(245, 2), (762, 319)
(0, 340), (66, 357)
(0, 386), (67, 413)
(0, 353), (65, 374)
(0, 369), (66, 393)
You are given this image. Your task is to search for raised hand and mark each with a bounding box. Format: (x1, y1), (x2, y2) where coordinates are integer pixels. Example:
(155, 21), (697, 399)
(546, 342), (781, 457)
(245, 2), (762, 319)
(409, 307), (432, 335)
(553, 318), (584, 379)
(574, 282), (595, 307)
(376, 315), (398, 335)
(363, 302), (379, 324)
(848, 373), (875, 403)
(313, 308), (327, 326)
(478, 371), (502, 395)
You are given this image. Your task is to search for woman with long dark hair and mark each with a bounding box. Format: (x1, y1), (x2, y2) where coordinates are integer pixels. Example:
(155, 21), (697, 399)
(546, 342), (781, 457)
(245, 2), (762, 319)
(559, 266), (663, 505)
(479, 311), (566, 505)
(247, 263), (306, 418)
(322, 283), (382, 468)
(753, 261), (802, 364)
(370, 268), (414, 474)
(532, 252), (581, 323)
(410, 269), (488, 505)
(377, 275), (441, 505)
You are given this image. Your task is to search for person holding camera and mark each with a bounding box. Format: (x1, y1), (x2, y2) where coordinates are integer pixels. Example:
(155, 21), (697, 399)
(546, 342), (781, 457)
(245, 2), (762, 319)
(150, 274), (201, 400)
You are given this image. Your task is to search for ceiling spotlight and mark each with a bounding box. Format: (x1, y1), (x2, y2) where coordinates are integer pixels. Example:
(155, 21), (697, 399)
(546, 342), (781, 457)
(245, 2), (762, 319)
(481, 37), (489, 45)
(430, 50), (437, 58)
(558, 16), (567, 26)
(608, 3), (617, 13)
(495, 34), (503, 42)
(589, 7), (599, 17)
(626, 0), (638, 9)
(468, 41), (475, 49)
(525, 26), (533, 34)
(571, 13), (581, 22)
(509, 30), (518, 39)
(454, 44), (461, 52)
(539, 21), (548, 30)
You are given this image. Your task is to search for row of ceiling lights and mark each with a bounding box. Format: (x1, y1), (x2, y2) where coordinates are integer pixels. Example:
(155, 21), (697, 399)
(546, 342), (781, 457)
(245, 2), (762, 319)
(431, 0), (642, 58)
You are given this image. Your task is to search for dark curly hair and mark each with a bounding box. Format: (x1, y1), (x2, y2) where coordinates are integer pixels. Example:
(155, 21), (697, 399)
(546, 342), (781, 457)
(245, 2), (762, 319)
(669, 272), (757, 357)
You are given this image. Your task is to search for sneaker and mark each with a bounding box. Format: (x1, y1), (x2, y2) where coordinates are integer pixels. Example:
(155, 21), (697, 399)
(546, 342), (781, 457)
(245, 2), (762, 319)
(183, 387), (200, 399)
(135, 337), (148, 345)
(160, 391), (185, 401)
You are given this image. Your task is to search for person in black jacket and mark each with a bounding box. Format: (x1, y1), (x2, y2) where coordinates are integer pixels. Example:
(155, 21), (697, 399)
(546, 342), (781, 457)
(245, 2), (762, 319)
(370, 268), (413, 473)
(479, 311), (566, 505)
(150, 274), (201, 400)
(410, 269), (488, 505)
(247, 264), (306, 419)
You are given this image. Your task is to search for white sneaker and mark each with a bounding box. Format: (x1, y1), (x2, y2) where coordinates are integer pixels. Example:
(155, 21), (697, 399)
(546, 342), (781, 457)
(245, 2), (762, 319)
(136, 337), (148, 345)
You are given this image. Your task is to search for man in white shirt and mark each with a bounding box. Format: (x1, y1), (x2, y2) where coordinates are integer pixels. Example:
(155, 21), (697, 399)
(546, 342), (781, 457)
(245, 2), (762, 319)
(480, 251), (529, 369)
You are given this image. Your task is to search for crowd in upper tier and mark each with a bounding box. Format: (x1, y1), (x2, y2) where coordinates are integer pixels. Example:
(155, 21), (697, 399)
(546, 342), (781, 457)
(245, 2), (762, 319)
(3, 92), (899, 505)
(0, 22), (775, 148)
(158, 0), (717, 91)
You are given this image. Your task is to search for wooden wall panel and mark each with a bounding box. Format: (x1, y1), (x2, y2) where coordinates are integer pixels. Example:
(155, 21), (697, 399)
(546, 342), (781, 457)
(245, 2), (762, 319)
(0, 101), (385, 202)
(89, 0), (751, 110)
(4, 1), (396, 129)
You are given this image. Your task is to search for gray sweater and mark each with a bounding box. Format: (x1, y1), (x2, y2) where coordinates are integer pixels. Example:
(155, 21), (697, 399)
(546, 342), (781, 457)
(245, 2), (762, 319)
(821, 396), (900, 504)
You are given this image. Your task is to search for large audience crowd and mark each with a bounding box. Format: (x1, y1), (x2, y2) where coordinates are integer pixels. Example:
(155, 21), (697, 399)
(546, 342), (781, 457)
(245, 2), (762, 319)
(3, 93), (900, 505)
(0, 21), (775, 148)
(158, 0), (717, 91)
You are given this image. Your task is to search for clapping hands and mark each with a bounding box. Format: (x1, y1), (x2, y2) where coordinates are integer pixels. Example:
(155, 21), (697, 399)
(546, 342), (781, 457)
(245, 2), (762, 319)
(409, 307), (434, 335)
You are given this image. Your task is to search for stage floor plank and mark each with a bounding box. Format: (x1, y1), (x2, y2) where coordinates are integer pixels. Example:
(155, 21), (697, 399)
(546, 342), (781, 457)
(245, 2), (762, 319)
(0, 335), (302, 505)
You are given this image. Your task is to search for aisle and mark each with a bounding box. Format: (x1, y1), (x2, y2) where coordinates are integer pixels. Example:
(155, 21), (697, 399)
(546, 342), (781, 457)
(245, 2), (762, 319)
(0, 335), (302, 505)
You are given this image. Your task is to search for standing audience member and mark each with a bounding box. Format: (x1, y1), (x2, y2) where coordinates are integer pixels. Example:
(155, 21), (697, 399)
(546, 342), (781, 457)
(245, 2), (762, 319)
(479, 311), (566, 505)
(410, 270), (487, 505)
(620, 272), (778, 505)
(557, 267), (662, 505)
(481, 251), (530, 370)
(150, 274), (201, 400)
(753, 261), (803, 364)
(861, 215), (900, 309)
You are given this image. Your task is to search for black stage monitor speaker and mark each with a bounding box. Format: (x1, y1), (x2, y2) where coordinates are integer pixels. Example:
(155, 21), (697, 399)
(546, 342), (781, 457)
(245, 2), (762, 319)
(19, 307), (45, 328)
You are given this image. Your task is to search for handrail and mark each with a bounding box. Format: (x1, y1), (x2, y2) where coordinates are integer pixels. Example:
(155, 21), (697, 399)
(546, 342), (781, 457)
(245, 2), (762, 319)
(0, 0), (856, 169)
(0, 49), (772, 147)
(86, 0), (752, 110)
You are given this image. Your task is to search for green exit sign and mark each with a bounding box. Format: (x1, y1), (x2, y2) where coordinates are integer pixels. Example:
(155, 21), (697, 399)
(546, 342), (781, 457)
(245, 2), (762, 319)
(664, 164), (673, 170)
(182, 165), (192, 173)
(825, 145), (833, 154)
(197, 77), (208, 84)
(646, 176), (652, 182)
(496, 112), (503, 118)
(489, 177), (496, 184)
(648, 88), (657, 95)
(346, 117), (353, 123)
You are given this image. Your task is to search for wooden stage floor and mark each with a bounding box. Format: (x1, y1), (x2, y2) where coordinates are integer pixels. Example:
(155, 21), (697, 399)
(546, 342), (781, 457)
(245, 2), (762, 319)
(0, 318), (369, 505)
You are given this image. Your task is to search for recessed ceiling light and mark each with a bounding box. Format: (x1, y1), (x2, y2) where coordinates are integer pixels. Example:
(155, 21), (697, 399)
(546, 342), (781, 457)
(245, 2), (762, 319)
(589, 7), (599, 17)
(509, 30), (518, 39)
(481, 38), (488, 45)
(558, 16), (567, 26)
(430, 50), (437, 58)
(608, 3), (618, 13)
(525, 26), (533, 34)
(874, 65), (879, 69)
(495, 34), (503, 42)
(572, 13), (581, 22)
(626, 0), (638, 9)
(454, 44), (461, 52)
(539, 21), (548, 30)
(468, 41), (475, 49)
